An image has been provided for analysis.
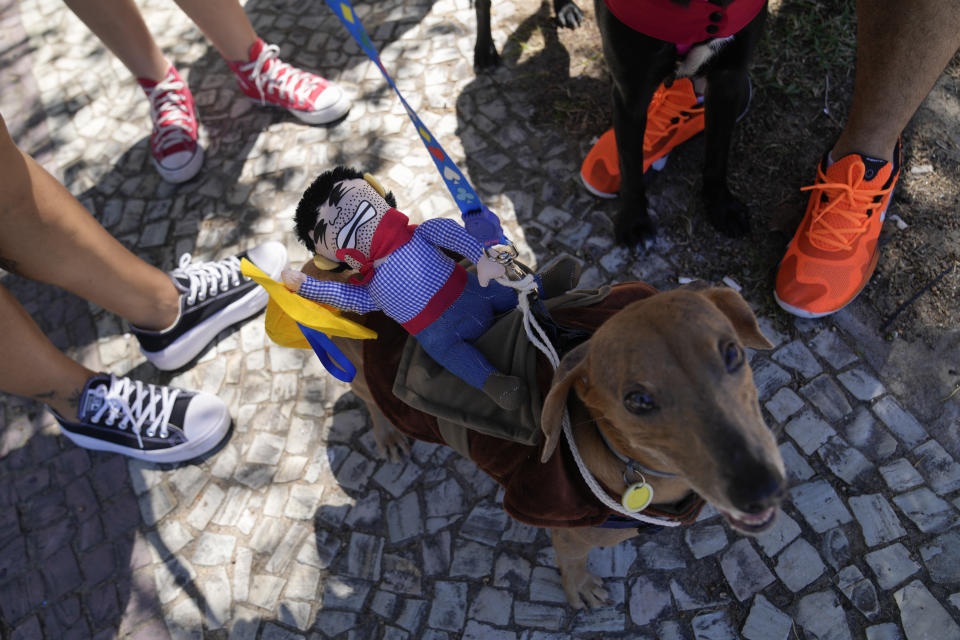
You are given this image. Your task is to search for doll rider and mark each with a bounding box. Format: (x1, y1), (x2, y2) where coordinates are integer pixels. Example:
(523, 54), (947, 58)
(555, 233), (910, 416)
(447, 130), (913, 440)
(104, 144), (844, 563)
(283, 166), (528, 410)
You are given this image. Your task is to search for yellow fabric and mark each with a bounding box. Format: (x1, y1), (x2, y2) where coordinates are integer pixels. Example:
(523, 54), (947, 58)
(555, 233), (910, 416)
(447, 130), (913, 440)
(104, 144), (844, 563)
(240, 259), (377, 347)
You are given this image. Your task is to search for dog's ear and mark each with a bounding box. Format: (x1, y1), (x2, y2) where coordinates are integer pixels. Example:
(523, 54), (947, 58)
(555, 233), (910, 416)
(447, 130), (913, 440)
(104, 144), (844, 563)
(700, 287), (774, 350)
(540, 342), (590, 463)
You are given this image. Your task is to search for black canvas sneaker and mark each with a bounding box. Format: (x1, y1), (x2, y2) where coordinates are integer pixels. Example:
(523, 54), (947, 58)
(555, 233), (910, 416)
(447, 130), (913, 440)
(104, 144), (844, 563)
(132, 241), (286, 370)
(52, 374), (230, 463)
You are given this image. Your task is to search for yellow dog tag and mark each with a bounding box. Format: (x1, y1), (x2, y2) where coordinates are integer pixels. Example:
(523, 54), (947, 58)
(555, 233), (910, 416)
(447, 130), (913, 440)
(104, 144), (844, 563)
(240, 258), (377, 347)
(621, 482), (654, 512)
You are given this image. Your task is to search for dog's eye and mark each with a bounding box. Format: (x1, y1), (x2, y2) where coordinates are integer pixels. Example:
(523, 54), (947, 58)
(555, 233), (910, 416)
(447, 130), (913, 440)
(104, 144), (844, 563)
(722, 341), (744, 373)
(623, 388), (656, 414)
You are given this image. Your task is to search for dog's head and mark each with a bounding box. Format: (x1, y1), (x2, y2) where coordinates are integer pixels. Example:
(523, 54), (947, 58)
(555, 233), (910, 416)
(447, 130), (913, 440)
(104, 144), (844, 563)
(541, 285), (785, 534)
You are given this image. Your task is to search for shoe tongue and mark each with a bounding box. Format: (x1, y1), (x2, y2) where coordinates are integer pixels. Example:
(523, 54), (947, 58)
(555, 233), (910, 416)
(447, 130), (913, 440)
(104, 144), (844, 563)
(248, 38), (266, 63)
(860, 155), (888, 182)
(79, 374), (111, 419)
(811, 153), (888, 249)
(828, 153), (888, 182)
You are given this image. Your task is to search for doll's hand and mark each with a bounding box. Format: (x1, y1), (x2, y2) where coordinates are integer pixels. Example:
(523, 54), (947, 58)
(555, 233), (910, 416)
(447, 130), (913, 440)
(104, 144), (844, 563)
(281, 269), (307, 292)
(476, 255), (506, 287)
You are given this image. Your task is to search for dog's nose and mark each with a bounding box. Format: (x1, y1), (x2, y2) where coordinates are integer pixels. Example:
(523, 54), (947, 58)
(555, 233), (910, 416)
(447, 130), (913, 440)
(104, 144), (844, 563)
(727, 458), (786, 514)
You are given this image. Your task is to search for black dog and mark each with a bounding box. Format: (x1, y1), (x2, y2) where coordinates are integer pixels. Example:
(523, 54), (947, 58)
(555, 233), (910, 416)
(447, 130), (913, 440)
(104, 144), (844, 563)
(595, 0), (766, 248)
(474, 0), (584, 69)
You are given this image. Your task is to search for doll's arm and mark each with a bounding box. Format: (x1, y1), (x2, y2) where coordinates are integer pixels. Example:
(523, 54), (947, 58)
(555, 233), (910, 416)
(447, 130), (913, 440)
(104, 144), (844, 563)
(416, 218), (485, 263)
(281, 270), (379, 314)
(415, 218), (507, 286)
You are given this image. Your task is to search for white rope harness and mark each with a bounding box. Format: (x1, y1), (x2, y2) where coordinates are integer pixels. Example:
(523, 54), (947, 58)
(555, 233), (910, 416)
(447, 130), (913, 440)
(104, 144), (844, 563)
(495, 274), (681, 527)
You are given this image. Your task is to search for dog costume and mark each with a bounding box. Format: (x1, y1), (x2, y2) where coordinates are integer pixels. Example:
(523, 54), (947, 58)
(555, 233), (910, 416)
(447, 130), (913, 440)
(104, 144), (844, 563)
(604, 0), (766, 51)
(365, 282), (707, 529)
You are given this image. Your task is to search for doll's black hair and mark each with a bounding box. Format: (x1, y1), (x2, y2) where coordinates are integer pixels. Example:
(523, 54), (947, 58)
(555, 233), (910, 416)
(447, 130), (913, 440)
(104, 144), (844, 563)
(294, 166), (397, 252)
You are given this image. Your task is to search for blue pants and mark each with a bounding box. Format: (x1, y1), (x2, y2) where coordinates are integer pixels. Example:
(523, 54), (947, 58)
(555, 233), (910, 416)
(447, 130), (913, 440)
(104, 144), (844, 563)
(414, 274), (520, 390)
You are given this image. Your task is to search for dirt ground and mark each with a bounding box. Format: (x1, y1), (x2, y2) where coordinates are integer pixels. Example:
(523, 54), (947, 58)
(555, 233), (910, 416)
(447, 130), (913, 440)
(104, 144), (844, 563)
(497, 0), (960, 348)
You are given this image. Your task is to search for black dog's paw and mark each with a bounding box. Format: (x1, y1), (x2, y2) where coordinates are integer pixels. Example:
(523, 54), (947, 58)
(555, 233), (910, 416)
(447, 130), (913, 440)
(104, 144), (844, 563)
(555, 0), (584, 28)
(705, 191), (751, 237)
(615, 212), (658, 251)
(474, 42), (500, 70)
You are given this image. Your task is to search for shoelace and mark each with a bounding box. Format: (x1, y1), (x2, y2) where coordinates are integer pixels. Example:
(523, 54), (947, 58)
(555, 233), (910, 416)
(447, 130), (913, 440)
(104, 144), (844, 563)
(643, 85), (703, 154)
(85, 375), (179, 449)
(238, 43), (321, 107)
(801, 162), (892, 251)
(176, 253), (245, 306)
(146, 77), (195, 153)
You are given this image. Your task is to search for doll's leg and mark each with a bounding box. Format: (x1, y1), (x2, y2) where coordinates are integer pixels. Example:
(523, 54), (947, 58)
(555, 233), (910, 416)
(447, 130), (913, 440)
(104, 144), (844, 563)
(415, 298), (526, 409)
(415, 323), (494, 390)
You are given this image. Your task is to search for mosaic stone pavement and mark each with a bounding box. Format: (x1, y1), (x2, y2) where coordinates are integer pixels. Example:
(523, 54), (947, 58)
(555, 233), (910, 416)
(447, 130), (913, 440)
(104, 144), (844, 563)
(2, 0), (960, 638)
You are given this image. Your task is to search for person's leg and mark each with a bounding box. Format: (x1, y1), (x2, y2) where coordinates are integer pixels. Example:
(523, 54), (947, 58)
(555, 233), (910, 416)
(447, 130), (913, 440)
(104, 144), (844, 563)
(0, 284), (94, 418)
(0, 113), (277, 461)
(1, 278), (231, 462)
(171, 0), (257, 61)
(0, 112), (286, 370)
(63, 0), (203, 182)
(0, 114), (181, 330)
(62, 0), (168, 82)
(775, 0), (960, 318)
(832, 0), (960, 162)
(174, 0), (351, 124)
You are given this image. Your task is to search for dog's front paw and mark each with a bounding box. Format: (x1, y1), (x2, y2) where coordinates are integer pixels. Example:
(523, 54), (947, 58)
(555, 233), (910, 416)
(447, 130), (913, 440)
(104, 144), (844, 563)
(474, 42), (500, 70)
(371, 412), (410, 463)
(705, 190), (751, 237)
(555, 0), (584, 28)
(563, 570), (612, 609)
(615, 211), (658, 251)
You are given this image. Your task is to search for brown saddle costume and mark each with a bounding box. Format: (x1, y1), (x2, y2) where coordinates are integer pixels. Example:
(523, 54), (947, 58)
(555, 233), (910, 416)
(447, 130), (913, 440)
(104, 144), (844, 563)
(362, 282), (704, 529)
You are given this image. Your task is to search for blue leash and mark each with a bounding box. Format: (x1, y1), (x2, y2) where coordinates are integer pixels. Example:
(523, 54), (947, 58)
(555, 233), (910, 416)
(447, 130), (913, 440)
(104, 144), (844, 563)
(302, 0), (525, 381)
(322, 0), (510, 249)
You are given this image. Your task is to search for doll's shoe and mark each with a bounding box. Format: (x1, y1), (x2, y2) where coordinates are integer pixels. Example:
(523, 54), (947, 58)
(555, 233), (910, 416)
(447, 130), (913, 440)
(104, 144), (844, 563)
(483, 373), (527, 410)
(229, 38), (351, 125)
(131, 242), (287, 370)
(538, 254), (582, 298)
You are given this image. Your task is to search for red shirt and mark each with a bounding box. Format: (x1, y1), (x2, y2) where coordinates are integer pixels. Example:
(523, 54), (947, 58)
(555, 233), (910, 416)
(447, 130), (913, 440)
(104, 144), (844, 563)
(604, 0), (766, 45)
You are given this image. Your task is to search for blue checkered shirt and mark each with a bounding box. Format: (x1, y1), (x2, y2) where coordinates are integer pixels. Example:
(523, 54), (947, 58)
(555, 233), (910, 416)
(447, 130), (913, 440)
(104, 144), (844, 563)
(298, 217), (484, 324)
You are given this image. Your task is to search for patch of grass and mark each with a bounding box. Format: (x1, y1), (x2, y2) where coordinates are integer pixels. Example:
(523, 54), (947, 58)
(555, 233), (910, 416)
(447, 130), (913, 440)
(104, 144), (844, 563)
(753, 0), (857, 100)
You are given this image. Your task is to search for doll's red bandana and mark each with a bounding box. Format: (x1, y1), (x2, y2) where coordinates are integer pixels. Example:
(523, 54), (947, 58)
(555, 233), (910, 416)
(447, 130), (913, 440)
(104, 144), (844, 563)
(336, 208), (416, 285)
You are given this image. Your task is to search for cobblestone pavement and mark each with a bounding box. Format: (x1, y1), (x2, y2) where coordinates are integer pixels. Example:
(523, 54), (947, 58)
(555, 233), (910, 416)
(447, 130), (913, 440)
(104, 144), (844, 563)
(3, 0), (960, 638)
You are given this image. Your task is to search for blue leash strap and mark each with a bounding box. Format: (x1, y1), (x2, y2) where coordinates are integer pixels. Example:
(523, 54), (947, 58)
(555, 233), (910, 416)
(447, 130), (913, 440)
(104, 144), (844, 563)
(322, 0), (507, 248)
(296, 322), (357, 382)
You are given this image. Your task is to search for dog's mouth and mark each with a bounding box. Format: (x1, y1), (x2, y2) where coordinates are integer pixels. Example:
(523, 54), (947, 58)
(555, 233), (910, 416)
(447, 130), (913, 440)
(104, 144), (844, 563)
(718, 506), (777, 534)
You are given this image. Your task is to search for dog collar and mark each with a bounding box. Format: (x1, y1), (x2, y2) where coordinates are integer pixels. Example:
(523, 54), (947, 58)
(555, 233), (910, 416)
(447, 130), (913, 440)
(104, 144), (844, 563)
(594, 420), (678, 479)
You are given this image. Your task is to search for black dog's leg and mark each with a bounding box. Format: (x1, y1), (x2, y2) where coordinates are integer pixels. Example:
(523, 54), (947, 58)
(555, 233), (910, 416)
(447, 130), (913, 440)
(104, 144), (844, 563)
(595, 0), (674, 249)
(701, 10), (766, 236)
(554, 0), (584, 29)
(474, 0), (500, 70)
(701, 68), (751, 236)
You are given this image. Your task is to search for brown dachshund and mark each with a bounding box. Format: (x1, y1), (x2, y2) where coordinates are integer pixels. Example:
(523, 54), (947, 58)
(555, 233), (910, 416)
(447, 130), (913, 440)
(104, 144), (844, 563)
(307, 261), (785, 608)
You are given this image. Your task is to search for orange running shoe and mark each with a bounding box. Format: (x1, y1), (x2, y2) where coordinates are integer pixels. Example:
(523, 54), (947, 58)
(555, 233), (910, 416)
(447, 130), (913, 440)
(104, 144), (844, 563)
(580, 78), (705, 198)
(774, 142), (901, 318)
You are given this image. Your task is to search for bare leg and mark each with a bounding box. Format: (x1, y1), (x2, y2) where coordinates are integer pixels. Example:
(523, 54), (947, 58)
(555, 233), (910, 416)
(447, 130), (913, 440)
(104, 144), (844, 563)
(62, 0), (169, 81)
(0, 113), (179, 413)
(173, 0), (258, 62)
(0, 284), (93, 418)
(64, 0), (260, 80)
(832, 0), (960, 161)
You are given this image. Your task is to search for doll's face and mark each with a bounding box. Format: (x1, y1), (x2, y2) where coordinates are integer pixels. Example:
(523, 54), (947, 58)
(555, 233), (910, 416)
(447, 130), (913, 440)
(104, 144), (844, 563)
(311, 178), (390, 261)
